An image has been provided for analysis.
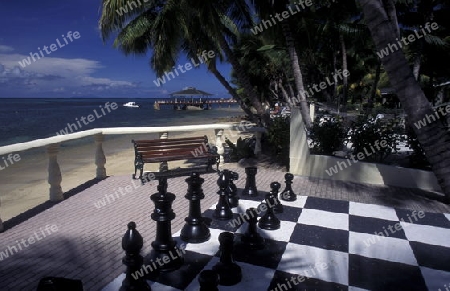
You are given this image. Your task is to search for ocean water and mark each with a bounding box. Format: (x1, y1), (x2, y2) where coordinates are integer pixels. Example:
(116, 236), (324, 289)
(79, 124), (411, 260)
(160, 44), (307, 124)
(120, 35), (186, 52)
(0, 98), (242, 147)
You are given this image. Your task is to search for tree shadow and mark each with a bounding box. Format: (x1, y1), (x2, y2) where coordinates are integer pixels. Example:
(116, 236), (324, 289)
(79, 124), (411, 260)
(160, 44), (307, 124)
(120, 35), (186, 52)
(2, 177), (108, 232)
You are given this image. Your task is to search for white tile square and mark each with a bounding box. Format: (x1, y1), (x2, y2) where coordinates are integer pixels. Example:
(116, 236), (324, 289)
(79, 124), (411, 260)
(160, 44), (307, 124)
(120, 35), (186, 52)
(281, 195), (308, 209)
(178, 228), (222, 256)
(235, 220), (297, 242)
(277, 243), (348, 285)
(184, 257), (275, 291)
(420, 266), (450, 291)
(349, 231), (418, 266)
(400, 222), (450, 248)
(298, 208), (349, 231)
(444, 213), (450, 222)
(348, 287), (370, 291)
(349, 202), (399, 221)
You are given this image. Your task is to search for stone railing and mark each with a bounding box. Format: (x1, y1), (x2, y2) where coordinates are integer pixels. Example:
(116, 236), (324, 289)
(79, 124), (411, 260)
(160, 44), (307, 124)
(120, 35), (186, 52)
(0, 123), (265, 231)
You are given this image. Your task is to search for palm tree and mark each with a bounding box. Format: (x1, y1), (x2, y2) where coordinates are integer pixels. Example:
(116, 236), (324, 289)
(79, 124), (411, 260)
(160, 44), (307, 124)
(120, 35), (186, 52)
(99, 0), (269, 124)
(250, 0), (313, 128)
(360, 0), (450, 201)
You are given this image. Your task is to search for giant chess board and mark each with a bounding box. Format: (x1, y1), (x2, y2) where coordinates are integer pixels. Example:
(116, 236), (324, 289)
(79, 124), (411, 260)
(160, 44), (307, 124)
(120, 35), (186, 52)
(103, 191), (450, 291)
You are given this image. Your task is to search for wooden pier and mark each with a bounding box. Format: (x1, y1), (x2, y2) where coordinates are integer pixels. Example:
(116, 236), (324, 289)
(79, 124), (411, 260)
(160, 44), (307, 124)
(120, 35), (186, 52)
(154, 99), (238, 110)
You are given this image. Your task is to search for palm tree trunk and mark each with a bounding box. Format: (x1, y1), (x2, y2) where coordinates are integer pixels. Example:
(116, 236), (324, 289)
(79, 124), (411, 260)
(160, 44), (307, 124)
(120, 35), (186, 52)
(340, 34), (348, 113)
(361, 0), (450, 201)
(368, 60), (381, 111)
(209, 66), (255, 119)
(281, 21), (312, 129)
(217, 34), (269, 125)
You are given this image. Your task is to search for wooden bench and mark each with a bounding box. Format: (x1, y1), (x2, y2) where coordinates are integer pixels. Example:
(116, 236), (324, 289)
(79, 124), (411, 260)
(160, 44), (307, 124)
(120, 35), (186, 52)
(132, 135), (219, 183)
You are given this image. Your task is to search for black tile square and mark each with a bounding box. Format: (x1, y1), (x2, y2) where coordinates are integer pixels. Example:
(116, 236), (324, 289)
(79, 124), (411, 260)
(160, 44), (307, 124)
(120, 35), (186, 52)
(145, 250), (212, 290)
(409, 241), (450, 272)
(303, 197), (349, 213)
(349, 215), (407, 239)
(395, 209), (450, 228)
(349, 254), (428, 291)
(290, 224), (348, 252)
(270, 205), (303, 223)
(268, 270), (348, 291)
(231, 233), (288, 269)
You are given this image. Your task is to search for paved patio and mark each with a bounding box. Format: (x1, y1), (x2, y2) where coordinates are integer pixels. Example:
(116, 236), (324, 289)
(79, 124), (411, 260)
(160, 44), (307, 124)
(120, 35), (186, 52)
(0, 167), (449, 290)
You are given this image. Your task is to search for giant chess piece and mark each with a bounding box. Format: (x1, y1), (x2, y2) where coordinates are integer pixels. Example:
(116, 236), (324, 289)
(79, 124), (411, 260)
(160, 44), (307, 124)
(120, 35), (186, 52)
(258, 190), (281, 230)
(198, 270), (219, 291)
(120, 222), (151, 291)
(227, 170), (239, 208)
(270, 182), (284, 213)
(241, 208), (265, 250)
(213, 232), (242, 286)
(213, 171), (233, 220)
(146, 178), (184, 274)
(180, 172), (211, 243)
(280, 173), (297, 201)
(242, 167), (258, 196)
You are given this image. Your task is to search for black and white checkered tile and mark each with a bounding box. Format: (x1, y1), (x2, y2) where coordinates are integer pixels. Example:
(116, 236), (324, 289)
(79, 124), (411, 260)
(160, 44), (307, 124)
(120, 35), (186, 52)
(103, 195), (450, 291)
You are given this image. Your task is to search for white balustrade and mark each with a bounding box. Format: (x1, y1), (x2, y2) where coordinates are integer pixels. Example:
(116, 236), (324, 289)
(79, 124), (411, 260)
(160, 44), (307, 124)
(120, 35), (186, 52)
(0, 123), (265, 224)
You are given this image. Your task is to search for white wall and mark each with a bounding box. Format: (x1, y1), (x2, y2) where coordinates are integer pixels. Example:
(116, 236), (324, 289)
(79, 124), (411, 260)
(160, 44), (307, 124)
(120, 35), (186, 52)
(289, 107), (442, 192)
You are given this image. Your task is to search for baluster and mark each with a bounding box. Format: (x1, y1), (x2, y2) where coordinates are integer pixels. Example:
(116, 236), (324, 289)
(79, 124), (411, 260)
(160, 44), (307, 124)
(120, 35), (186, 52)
(95, 133), (106, 179)
(47, 143), (63, 201)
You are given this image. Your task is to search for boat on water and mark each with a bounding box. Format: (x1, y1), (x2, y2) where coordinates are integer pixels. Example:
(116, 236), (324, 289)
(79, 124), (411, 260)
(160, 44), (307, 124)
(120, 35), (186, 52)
(123, 102), (139, 108)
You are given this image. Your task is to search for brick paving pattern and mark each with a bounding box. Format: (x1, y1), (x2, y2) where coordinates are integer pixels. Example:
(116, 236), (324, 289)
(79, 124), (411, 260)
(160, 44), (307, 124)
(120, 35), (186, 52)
(0, 167), (449, 290)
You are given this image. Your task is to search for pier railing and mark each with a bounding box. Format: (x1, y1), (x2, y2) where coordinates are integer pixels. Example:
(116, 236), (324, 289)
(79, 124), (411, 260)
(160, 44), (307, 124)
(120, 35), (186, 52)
(0, 123), (265, 231)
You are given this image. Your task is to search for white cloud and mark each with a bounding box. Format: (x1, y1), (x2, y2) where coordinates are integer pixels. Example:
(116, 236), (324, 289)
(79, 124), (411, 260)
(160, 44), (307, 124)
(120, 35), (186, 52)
(0, 46), (139, 97)
(0, 45), (14, 53)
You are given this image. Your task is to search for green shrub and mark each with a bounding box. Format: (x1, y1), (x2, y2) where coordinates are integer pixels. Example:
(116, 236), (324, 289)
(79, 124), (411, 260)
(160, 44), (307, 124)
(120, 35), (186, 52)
(406, 126), (430, 169)
(348, 115), (404, 162)
(224, 137), (255, 162)
(266, 116), (290, 168)
(309, 115), (347, 155)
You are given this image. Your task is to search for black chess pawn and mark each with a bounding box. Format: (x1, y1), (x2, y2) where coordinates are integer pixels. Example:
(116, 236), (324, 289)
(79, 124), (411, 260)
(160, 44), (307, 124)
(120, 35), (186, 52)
(280, 173), (297, 201)
(258, 191), (281, 230)
(180, 172), (211, 243)
(120, 222), (151, 291)
(270, 182), (284, 213)
(213, 232), (242, 286)
(241, 167), (258, 196)
(227, 170), (239, 208)
(146, 178), (184, 274)
(213, 171), (233, 220)
(241, 208), (265, 250)
(198, 270), (219, 291)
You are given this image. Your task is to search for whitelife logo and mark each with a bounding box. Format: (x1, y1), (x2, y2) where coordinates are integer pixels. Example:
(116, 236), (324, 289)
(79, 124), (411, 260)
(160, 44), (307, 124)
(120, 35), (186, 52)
(18, 31), (81, 68)
(0, 153), (21, 171)
(55, 102), (118, 135)
(376, 22), (439, 59)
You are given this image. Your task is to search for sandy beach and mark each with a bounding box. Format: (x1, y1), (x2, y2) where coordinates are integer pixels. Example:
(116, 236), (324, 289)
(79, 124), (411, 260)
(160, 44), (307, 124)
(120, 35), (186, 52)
(0, 123), (250, 222)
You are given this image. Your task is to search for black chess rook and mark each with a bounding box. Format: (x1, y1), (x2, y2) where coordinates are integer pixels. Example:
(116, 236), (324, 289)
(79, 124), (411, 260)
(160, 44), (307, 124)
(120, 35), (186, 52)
(180, 172), (211, 243)
(242, 167), (258, 196)
(213, 232), (242, 286)
(241, 208), (265, 250)
(213, 171), (233, 220)
(280, 173), (297, 201)
(258, 191), (281, 230)
(145, 178), (184, 274)
(120, 222), (151, 291)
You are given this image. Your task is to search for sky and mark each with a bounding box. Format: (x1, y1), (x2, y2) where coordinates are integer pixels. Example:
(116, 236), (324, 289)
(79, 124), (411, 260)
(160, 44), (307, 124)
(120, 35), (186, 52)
(0, 0), (233, 98)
